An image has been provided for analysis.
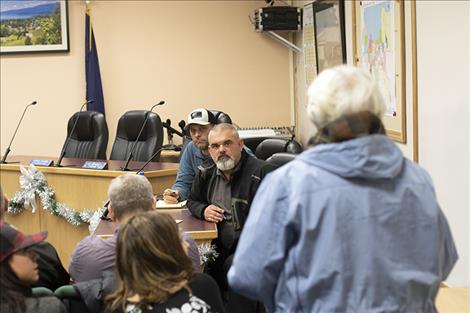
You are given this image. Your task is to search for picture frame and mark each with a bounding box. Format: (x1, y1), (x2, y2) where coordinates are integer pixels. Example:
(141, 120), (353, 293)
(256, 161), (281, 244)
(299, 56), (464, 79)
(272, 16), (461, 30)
(312, 0), (347, 74)
(353, 0), (406, 143)
(0, 0), (69, 54)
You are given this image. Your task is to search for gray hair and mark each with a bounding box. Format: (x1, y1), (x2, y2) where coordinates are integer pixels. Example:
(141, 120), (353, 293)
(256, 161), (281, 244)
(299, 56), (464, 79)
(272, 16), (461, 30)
(209, 123), (240, 141)
(108, 174), (154, 220)
(307, 65), (386, 129)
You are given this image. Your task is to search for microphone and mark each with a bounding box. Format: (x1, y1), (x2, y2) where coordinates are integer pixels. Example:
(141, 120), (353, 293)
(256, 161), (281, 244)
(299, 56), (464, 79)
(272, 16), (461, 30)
(136, 144), (182, 174)
(101, 144), (181, 220)
(178, 120), (186, 137)
(55, 100), (94, 167)
(121, 100), (165, 171)
(162, 120), (185, 138)
(1, 101), (37, 164)
(165, 119), (174, 144)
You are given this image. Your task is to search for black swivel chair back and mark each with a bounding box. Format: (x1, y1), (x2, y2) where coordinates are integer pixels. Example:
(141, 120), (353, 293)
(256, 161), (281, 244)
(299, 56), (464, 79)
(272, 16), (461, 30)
(110, 110), (164, 162)
(255, 138), (303, 161)
(61, 111), (108, 160)
(266, 152), (297, 167)
(210, 110), (233, 124)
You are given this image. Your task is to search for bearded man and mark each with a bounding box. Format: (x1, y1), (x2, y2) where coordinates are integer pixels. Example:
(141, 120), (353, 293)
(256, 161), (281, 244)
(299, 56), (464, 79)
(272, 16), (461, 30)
(163, 108), (254, 203)
(187, 123), (276, 313)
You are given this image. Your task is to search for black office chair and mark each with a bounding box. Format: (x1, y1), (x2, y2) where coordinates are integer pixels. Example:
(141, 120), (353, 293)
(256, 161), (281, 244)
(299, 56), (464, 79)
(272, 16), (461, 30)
(55, 285), (90, 313)
(255, 138), (303, 161)
(210, 110), (233, 124)
(110, 110), (164, 162)
(60, 111), (108, 160)
(266, 152), (297, 167)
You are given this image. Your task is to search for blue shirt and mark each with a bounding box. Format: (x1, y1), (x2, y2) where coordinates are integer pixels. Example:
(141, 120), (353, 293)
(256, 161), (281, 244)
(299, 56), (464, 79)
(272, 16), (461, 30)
(228, 135), (458, 313)
(172, 141), (254, 201)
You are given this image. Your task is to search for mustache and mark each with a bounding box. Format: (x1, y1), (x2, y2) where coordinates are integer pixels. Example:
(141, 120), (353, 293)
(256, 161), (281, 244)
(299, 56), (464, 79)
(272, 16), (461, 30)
(217, 155), (232, 161)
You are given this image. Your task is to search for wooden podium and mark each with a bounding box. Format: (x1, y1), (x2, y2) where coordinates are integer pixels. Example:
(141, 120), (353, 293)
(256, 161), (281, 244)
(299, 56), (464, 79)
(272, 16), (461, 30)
(0, 155), (179, 267)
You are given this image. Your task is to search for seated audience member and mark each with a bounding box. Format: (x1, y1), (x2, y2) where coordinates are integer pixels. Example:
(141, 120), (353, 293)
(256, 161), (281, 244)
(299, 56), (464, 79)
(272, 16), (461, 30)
(0, 185), (70, 291)
(107, 211), (225, 313)
(0, 221), (66, 313)
(69, 174), (200, 283)
(163, 108), (253, 203)
(228, 65), (459, 312)
(187, 123), (275, 313)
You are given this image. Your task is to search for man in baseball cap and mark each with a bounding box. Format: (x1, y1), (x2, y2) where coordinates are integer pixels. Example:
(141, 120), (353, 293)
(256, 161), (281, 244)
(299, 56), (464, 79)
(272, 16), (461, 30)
(185, 108), (217, 129)
(163, 108), (217, 203)
(164, 108), (254, 203)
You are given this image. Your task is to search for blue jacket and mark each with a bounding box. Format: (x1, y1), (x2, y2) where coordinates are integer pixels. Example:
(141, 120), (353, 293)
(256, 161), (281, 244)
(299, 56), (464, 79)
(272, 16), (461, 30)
(228, 135), (458, 313)
(172, 142), (213, 201)
(172, 141), (254, 201)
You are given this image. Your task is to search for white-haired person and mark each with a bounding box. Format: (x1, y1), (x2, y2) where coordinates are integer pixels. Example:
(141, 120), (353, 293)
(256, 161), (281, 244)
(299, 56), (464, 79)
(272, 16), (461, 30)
(228, 65), (458, 312)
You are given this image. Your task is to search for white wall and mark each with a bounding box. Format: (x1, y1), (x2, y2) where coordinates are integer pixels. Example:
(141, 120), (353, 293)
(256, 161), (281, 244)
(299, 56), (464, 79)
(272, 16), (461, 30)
(416, 1), (470, 286)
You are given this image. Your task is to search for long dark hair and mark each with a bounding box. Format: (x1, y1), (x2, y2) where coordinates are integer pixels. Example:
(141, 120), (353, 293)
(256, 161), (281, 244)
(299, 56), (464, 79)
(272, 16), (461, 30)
(0, 257), (32, 313)
(107, 212), (194, 311)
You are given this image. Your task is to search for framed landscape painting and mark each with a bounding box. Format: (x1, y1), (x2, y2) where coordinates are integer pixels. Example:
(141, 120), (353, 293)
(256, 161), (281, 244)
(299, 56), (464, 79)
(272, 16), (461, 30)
(0, 0), (69, 54)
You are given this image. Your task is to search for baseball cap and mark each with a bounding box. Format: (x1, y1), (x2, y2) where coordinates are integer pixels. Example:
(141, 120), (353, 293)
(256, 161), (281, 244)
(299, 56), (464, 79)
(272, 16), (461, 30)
(186, 108), (216, 130)
(0, 220), (47, 262)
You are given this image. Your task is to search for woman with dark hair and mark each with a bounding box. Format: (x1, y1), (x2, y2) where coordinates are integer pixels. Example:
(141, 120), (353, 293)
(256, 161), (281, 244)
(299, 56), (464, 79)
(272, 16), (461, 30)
(0, 221), (66, 313)
(107, 212), (224, 313)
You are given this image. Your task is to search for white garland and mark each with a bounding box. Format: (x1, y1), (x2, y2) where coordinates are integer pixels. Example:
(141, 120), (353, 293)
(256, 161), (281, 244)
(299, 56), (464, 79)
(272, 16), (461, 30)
(198, 242), (219, 265)
(7, 164), (104, 233)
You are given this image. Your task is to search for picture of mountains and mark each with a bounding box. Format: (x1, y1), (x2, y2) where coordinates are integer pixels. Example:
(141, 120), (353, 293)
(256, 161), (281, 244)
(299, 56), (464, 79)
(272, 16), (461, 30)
(1, 1), (60, 21)
(0, 0), (65, 50)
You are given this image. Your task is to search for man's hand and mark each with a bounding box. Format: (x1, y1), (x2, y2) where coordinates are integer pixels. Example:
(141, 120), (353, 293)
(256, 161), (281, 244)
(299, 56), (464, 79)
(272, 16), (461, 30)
(204, 205), (224, 223)
(163, 189), (179, 204)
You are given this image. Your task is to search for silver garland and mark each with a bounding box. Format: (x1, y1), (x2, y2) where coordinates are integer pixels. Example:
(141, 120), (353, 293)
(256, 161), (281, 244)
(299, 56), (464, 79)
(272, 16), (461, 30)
(198, 242), (219, 265)
(7, 164), (104, 233)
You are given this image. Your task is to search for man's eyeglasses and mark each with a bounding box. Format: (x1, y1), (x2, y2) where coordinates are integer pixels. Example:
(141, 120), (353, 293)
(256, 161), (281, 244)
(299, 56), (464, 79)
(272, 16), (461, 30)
(209, 140), (234, 150)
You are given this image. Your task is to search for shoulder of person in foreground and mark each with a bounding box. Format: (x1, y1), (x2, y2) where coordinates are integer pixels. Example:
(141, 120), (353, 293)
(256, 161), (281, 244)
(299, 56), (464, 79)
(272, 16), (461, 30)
(244, 156), (278, 194)
(74, 270), (116, 313)
(69, 234), (116, 282)
(182, 232), (202, 272)
(25, 296), (67, 313)
(402, 158), (459, 278)
(188, 272), (226, 313)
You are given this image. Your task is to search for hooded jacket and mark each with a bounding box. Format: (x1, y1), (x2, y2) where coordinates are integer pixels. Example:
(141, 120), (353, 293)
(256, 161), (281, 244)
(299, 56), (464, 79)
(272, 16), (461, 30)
(228, 134), (458, 313)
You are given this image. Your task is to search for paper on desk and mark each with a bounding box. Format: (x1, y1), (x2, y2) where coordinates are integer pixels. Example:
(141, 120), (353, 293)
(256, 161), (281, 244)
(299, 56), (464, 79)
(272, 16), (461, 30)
(156, 199), (187, 209)
(175, 219), (183, 224)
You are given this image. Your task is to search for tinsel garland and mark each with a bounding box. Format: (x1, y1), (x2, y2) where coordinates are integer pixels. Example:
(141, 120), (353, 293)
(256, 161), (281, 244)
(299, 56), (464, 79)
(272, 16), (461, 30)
(198, 242), (219, 265)
(7, 164), (104, 233)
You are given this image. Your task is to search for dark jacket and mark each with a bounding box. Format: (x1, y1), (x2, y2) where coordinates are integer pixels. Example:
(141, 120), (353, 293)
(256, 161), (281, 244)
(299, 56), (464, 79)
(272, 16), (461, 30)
(74, 270), (116, 313)
(187, 152), (276, 236)
(31, 241), (70, 290)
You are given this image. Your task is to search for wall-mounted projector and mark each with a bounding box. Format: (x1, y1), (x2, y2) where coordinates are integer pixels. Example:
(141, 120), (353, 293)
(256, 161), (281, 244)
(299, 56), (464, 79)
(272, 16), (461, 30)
(254, 6), (302, 32)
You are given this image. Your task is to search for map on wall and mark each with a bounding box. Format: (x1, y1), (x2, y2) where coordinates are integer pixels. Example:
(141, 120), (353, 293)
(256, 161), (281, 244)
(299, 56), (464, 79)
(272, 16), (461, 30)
(360, 0), (396, 117)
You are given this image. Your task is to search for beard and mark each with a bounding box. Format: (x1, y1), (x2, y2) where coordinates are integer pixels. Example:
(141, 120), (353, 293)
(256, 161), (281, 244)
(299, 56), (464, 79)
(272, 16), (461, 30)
(216, 155), (236, 171)
(195, 140), (209, 151)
